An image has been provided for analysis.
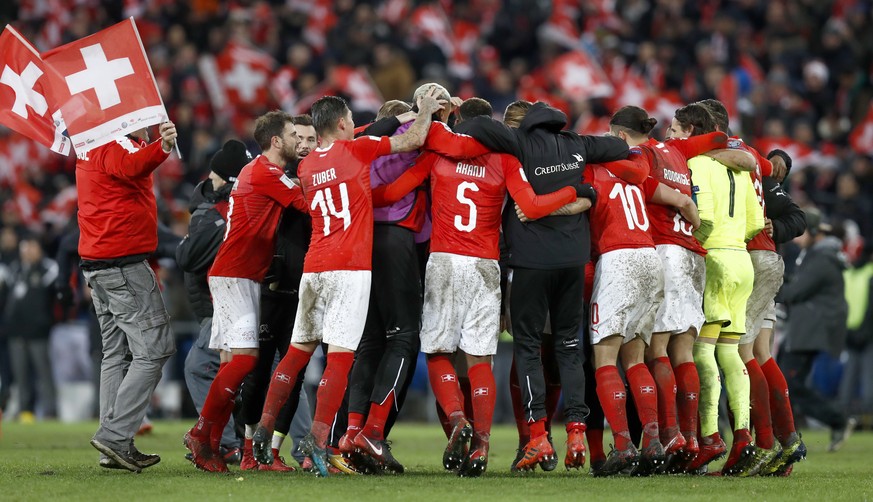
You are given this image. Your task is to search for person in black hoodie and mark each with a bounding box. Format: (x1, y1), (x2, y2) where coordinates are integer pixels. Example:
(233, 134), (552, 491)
(455, 100), (634, 471)
(777, 208), (856, 452)
(177, 140), (252, 463)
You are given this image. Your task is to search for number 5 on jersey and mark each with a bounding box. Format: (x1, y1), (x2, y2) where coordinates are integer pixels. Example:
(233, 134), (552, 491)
(455, 181), (479, 232)
(311, 182), (351, 236)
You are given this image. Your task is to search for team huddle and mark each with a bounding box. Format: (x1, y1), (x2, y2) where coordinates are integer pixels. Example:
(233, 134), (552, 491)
(175, 82), (807, 478)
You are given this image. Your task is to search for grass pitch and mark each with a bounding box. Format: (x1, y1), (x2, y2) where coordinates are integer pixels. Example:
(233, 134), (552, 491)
(1, 421), (871, 501)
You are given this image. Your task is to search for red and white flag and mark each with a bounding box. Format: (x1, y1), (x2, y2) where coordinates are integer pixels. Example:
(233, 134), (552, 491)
(0, 25), (70, 155)
(850, 104), (873, 156)
(330, 66), (383, 114)
(41, 18), (167, 153)
(549, 51), (614, 102)
(199, 40), (275, 114)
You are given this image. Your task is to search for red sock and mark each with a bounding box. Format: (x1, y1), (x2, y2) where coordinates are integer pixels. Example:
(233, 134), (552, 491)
(674, 362), (700, 439)
(218, 361), (228, 374)
(648, 357), (678, 439)
(347, 412), (364, 436)
(595, 365), (631, 450)
(529, 418), (547, 439)
(509, 358), (530, 444)
(746, 359), (775, 449)
(261, 346), (313, 431)
(198, 354), (257, 440)
(427, 354), (464, 417)
(626, 363), (660, 448)
(468, 363), (496, 442)
(587, 427), (605, 463)
(362, 392), (394, 441)
(761, 357), (796, 443)
(460, 376), (474, 422)
(312, 352), (355, 446)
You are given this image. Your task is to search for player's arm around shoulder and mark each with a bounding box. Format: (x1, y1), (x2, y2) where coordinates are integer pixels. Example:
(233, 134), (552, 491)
(743, 173), (765, 242)
(688, 156), (715, 243)
(389, 87), (446, 154)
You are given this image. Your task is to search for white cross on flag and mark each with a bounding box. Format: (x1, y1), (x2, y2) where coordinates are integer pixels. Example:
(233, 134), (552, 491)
(850, 104), (873, 156)
(199, 41), (275, 114)
(41, 18), (167, 153)
(0, 25), (70, 155)
(548, 51), (614, 102)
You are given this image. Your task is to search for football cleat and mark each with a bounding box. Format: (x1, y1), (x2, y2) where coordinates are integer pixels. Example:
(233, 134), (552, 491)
(182, 431), (228, 473)
(592, 444), (639, 477)
(564, 423), (587, 470)
(459, 442), (489, 478)
(684, 432), (726, 473)
(251, 425), (274, 465)
(739, 443), (782, 477)
(514, 433), (557, 472)
(762, 433), (806, 475)
(510, 447), (525, 473)
(299, 432), (330, 477)
(721, 429), (755, 476)
(258, 449), (296, 472)
(633, 439), (666, 476)
(240, 439), (258, 471)
(443, 415), (473, 471)
(354, 433), (404, 474)
(663, 429), (687, 456)
(327, 448), (362, 475)
(338, 432), (379, 474)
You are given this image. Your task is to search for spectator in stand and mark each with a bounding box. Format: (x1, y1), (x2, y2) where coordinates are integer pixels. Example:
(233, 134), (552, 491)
(3, 235), (58, 422)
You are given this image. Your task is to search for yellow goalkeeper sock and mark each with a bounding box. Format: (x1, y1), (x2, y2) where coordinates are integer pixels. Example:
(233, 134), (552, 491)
(716, 341), (751, 431)
(693, 340), (720, 437)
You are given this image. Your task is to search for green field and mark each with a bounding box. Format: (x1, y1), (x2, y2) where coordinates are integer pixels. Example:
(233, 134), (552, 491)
(1, 421), (871, 501)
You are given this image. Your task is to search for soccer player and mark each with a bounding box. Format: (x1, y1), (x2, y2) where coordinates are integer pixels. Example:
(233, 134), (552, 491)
(177, 139), (252, 465)
(251, 90), (446, 477)
(670, 103), (765, 475)
(294, 114), (318, 157)
(371, 97), (586, 476)
(607, 105), (732, 468)
(184, 111), (307, 473)
(698, 100), (808, 475)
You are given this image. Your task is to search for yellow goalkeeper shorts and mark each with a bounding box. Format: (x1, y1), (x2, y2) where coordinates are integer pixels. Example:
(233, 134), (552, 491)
(702, 248), (754, 335)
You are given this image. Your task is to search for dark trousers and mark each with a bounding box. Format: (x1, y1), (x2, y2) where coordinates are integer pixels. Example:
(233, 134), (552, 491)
(348, 225), (422, 435)
(510, 266), (589, 423)
(779, 350), (847, 430)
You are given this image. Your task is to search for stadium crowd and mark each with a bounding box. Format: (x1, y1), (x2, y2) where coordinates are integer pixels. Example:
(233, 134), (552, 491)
(0, 0), (872, 479)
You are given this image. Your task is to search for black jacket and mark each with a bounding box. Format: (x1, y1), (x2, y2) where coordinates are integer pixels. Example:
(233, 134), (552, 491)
(779, 236), (848, 356)
(3, 258), (58, 339)
(456, 103), (629, 269)
(176, 179), (232, 321)
(762, 177), (806, 244)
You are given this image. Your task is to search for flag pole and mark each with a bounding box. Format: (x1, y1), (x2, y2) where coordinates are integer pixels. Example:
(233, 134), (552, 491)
(129, 17), (182, 159)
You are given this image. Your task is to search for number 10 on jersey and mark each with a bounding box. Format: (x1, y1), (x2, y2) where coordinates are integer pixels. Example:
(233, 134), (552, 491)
(311, 182), (351, 236)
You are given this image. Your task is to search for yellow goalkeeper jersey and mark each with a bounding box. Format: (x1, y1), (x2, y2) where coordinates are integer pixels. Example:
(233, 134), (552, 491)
(688, 155), (764, 250)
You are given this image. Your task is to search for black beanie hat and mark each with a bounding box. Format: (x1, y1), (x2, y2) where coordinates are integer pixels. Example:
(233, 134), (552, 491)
(210, 139), (252, 182)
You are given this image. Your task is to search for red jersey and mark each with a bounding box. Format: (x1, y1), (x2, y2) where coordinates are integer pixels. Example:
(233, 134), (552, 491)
(373, 151), (576, 260)
(640, 133), (727, 255)
(584, 163), (658, 258)
(209, 155), (307, 281)
(729, 137), (777, 252)
(298, 135), (392, 273)
(76, 137), (169, 260)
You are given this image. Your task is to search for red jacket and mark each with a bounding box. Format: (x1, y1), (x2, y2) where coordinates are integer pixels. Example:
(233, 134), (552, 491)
(76, 137), (169, 260)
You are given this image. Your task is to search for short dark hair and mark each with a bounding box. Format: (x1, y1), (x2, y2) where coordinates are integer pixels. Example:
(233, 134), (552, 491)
(254, 110), (294, 151)
(767, 149), (793, 172)
(674, 103), (716, 136)
(459, 97), (493, 122)
(697, 99), (729, 132)
(610, 106), (657, 136)
(311, 96), (350, 136)
(293, 114), (313, 127)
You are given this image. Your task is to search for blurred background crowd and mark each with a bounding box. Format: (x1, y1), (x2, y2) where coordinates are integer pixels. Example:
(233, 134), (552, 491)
(0, 0), (871, 431)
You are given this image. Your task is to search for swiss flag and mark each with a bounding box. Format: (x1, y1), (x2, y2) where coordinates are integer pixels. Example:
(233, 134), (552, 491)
(0, 25), (70, 155)
(329, 66), (383, 114)
(199, 41), (275, 114)
(850, 104), (873, 156)
(41, 18), (168, 153)
(549, 51), (614, 102)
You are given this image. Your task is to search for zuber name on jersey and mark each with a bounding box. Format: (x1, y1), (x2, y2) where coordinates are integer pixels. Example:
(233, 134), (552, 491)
(533, 153), (585, 176)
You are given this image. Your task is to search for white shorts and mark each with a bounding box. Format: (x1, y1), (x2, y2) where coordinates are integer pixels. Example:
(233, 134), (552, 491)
(653, 244), (706, 336)
(590, 248), (664, 345)
(209, 276), (261, 351)
(420, 252), (501, 356)
(741, 250), (785, 344)
(291, 270), (371, 351)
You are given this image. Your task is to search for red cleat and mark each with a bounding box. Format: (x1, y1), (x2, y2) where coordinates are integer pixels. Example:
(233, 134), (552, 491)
(722, 429), (756, 476)
(514, 433), (556, 472)
(663, 429), (687, 456)
(184, 430), (228, 473)
(258, 448), (296, 472)
(240, 439), (258, 471)
(564, 422), (587, 470)
(684, 432), (726, 473)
